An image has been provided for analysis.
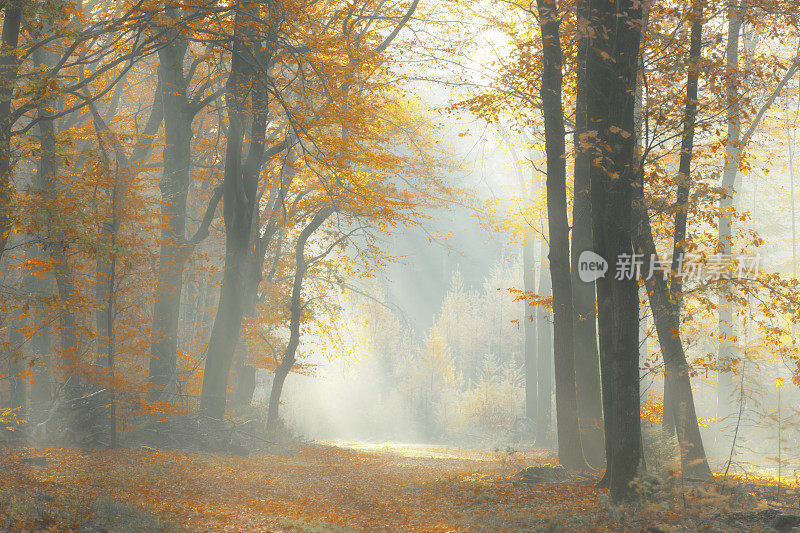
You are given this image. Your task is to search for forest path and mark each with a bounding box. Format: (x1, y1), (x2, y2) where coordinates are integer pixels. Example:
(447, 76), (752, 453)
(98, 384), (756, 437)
(0, 443), (774, 531)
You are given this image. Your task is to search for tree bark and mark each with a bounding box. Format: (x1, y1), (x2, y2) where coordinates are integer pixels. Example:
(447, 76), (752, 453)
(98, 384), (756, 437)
(571, 0), (605, 468)
(629, 0), (712, 479)
(586, 0), (645, 502)
(632, 192), (713, 479)
(536, 0), (588, 471)
(537, 254), (553, 443)
(7, 314), (26, 419)
(717, 0), (745, 425)
(149, 37), (193, 396)
(523, 240), (538, 425)
(34, 46), (80, 402)
(0, 2), (23, 260)
(266, 206), (334, 433)
(200, 2), (275, 418)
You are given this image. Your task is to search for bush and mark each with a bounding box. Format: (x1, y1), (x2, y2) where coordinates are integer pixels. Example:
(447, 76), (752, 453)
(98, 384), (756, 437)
(642, 424), (680, 478)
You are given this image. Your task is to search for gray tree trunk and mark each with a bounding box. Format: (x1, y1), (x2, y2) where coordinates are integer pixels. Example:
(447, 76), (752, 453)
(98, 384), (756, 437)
(571, 0), (605, 468)
(586, 0), (645, 502)
(537, 0), (588, 471)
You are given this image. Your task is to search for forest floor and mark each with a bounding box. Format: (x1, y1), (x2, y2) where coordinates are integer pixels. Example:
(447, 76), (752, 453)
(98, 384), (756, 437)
(1, 441), (798, 532)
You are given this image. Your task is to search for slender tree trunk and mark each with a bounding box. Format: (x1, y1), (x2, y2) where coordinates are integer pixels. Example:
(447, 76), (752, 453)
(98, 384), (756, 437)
(0, 2), (23, 260)
(31, 323), (52, 403)
(53, 244), (81, 401)
(7, 313), (26, 419)
(536, 249), (553, 443)
(633, 211), (712, 478)
(266, 207), (334, 433)
(571, 0), (605, 468)
(91, 110), (124, 448)
(632, 192), (712, 479)
(537, 0), (587, 471)
(233, 358), (257, 407)
(655, 0), (711, 479)
(586, 0), (645, 502)
(33, 47), (81, 403)
(523, 240), (538, 425)
(717, 0), (745, 425)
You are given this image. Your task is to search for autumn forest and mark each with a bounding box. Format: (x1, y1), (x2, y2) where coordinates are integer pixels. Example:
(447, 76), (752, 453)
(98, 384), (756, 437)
(2, 0), (800, 530)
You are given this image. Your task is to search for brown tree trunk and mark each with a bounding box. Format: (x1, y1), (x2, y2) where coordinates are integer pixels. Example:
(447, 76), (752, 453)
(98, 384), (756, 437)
(632, 193), (712, 479)
(717, 0), (745, 425)
(33, 47), (80, 402)
(149, 38), (193, 396)
(233, 359), (257, 407)
(628, 0), (711, 479)
(7, 313), (26, 420)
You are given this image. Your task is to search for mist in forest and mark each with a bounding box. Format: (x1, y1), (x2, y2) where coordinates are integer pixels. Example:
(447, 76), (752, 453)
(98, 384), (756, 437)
(4, 0), (800, 528)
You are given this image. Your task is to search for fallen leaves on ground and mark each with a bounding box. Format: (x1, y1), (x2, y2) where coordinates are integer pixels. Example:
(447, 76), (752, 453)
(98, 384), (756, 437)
(0, 443), (787, 532)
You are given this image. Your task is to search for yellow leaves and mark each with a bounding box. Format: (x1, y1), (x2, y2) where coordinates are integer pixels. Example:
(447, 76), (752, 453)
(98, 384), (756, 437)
(640, 392), (663, 424)
(0, 406), (26, 432)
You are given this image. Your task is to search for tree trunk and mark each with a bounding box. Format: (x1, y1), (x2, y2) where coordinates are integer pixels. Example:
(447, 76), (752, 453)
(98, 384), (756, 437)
(7, 314), (26, 419)
(266, 207), (334, 433)
(200, 2), (273, 418)
(628, 1), (714, 474)
(586, 0), (645, 502)
(717, 0), (745, 425)
(33, 47), (81, 402)
(571, 0), (605, 468)
(233, 359), (257, 407)
(0, 2), (23, 260)
(632, 193), (712, 479)
(31, 323), (52, 404)
(523, 240), (538, 425)
(536, 249), (553, 443)
(536, 0), (587, 471)
(266, 359), (291, 434)
(150, 39), (193, 396)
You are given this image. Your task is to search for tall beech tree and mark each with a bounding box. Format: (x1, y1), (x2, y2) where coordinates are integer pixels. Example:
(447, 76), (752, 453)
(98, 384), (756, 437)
(199, 0), (281, 418)
(571, 0), (605, 468)
(631, 0), (711, 480)
(266, 204), (334, 431)
(536, 0), (587, 470)
(0, 1), (23, 259)
(585, 0), (645, 501)
(148, 13), (224, 398)
(537, 251), (553, 440)
(715, 0), (800, 422)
